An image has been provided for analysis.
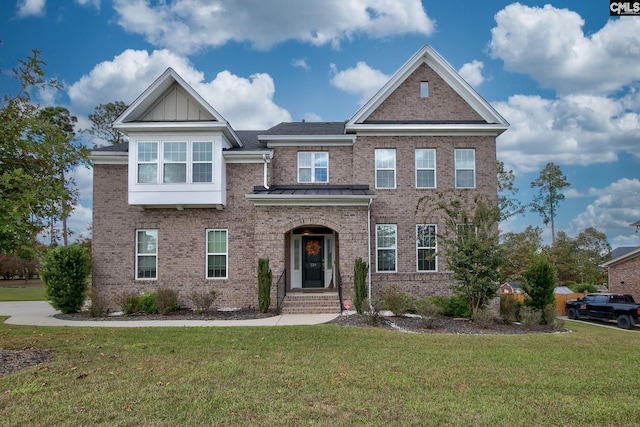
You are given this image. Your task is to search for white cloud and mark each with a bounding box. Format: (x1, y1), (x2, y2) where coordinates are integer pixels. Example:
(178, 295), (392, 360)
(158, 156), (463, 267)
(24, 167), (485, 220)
(67, 49), (291, 129)
(74, 0), (100, 9)
(495, 93), (640, 173)
(489, 4), (640, 96)
(458, 60), (485, 87)
(330, 61), (390, 104)
(16, 0), (45, 17)
(569, 178), (640, 247)
(303, 112), (323, 122)
(112, 0), (435, 54)
(291, 58), (310, 71)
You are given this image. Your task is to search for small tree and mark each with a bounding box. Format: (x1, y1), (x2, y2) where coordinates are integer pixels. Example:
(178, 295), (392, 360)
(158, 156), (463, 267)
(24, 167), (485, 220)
(523, 253), (556, 323)
(418, 191), (505, 316)
(530, 162), (570, 246)
(353, 258), (368, 313)
(40, 244), (90, 313)
(257, 258), (272, 313)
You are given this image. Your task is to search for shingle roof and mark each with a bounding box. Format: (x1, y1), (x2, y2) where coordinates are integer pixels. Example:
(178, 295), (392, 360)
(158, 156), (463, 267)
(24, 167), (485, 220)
(93, 142), (129, 152)
(261, 122), (345, 136)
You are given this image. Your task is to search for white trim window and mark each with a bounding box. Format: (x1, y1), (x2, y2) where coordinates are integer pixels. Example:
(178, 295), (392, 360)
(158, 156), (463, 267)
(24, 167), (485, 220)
(136, 140), (214, 184)
(455, 149), (475, 188)
(375, 148), (396, 189)
(298, 152), (328, 183)
(136, 229), (157, 279)
(416, 225), (437, 272)
(376, 224), (397, 272)
(416, 149), (436, 188)
(206, 229), (228, 279)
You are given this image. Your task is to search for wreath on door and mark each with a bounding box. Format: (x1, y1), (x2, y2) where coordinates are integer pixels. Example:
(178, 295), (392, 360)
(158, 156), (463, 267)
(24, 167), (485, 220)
(305, 240), (321, 256)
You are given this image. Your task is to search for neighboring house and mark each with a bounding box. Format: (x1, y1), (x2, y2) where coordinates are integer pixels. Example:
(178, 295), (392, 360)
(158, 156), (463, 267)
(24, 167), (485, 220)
(90, 45), (509, 313)
(602, 247), (640, 302)
(499, 282), (523, 295)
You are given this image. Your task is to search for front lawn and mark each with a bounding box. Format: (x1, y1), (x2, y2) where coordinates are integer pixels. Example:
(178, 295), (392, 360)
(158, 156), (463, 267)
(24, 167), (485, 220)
(0, 279), (45, 301)
(1, 320), (638, 426)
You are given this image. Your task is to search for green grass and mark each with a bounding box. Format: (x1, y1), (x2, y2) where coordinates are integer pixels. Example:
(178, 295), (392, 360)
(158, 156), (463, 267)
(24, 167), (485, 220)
(0, 280), (45, 301)
(1, 320), (639, 426)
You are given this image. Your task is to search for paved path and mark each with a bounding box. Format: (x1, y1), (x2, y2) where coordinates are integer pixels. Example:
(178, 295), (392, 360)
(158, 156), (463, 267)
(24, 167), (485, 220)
(0, 301), (339, 328)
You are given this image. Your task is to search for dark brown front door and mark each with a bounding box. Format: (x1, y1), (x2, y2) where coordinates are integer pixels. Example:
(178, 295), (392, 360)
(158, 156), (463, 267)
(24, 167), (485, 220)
(302, 236), (324, 288)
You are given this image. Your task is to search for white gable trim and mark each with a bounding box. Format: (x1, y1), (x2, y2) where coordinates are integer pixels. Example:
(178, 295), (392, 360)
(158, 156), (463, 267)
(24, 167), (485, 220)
(113, 68), (242, 147)
(346, 45), (509, 131)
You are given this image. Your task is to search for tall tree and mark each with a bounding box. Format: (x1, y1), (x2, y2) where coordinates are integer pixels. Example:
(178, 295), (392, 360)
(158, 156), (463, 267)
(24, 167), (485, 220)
(82, 101), (128, 147)
(0, 50), (87, 257)
(530, 162), (570, 246)
(497, 160), (524, 221)
(500, 226), (542, 282)
(574, 227), (611, 284)
(37, 106), (85, 246)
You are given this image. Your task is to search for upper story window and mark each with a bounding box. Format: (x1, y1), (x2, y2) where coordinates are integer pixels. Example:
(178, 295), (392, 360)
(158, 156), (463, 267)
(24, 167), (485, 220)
(136, 140), (214, 184)
(375, 148), (396, 189)
(420, 81), (429, 97)
(455, 148), (475, 188)
(298, 152), (328, 183)
(416, 149), (436, 188)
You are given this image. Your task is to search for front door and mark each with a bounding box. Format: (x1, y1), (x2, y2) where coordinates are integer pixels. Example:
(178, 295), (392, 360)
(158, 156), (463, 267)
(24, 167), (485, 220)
(302, 236), (324, 288)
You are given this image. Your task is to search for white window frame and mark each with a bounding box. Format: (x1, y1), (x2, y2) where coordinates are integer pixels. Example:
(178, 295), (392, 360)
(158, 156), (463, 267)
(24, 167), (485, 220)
(297, 152), (329, 183)
(376, 224), (397, 272)
(416, 224), (437, 272)
(415, 149), (436, 189)
(455, 148), (476, 188)
(135, 229), (158, 280)
(136, 140), (214, 185)
(206, 229), (228, 279)
(375, 148), (396, 189)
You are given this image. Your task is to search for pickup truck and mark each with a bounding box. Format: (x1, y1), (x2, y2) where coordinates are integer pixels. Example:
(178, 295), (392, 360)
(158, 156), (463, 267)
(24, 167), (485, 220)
(565, 293), (640, 329)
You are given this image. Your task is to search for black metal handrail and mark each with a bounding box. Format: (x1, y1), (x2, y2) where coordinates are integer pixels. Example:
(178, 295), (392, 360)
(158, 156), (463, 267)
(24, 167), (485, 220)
(336, 267), (343, 312)
(275, 269), (286, 315)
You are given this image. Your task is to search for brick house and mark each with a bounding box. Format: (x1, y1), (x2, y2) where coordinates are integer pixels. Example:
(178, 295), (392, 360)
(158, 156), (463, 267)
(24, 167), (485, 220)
(90, 45), (508, 313)
(602, 246), (640, 302)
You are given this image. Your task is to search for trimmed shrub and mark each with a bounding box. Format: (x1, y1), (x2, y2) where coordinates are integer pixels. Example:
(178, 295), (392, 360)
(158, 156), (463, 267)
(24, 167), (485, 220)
(520, 307), (542, 330)
(380, 285), (412, 316)
(258, 258), (272, 313)
(499, 296), (522, 324)
(523, 253), (556, 313)
(353, 258), (368, 314)
(472, 309), (495, 329)
(40, 244), (90, 314)
(138, 292), (158, 314)
(415, 297), (441, 329)
(189, 289), (217, 314)
(156, 288), (179, 315)
(429, 295), (471, 318)
(118, 292), (158, 315)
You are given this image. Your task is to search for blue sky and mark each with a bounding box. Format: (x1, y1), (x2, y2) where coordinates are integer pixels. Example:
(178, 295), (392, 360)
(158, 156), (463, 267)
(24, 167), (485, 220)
(1, 0), (639, 249)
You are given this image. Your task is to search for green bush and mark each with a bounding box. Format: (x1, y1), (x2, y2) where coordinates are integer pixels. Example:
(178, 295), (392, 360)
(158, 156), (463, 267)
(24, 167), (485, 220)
(40, 244), (91, 314)
(258, 258), (272, 313)
(472, 309), (495, 329)
(415, 297), (440, 328)
(380, 285), (412, 316)
(523, 254), (556, 311)
(429, 295), (471, 318)
(156, 288), (179, 315)
(353, 258), (368, 314)
(520, 307), (542, 330)
(119, 292), (158, 315)
(568, 283), (598, 294)
(189, 289), (217, 314)
(88, 289), (105, 317)
(499, 296), (522, 324)
(362, 298), (380, 326)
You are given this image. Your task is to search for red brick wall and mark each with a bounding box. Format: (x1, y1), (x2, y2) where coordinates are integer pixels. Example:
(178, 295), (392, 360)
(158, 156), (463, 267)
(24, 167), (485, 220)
(608, 254), (640, 302)
(367, 63), (484, 122)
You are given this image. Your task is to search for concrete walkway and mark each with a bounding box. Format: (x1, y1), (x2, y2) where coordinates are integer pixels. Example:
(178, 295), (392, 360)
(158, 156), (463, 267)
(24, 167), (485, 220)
(0, 301), (339, 328)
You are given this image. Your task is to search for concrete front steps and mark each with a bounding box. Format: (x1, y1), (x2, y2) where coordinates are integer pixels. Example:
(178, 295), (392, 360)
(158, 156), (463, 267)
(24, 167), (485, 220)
(280, 292), (342, 314)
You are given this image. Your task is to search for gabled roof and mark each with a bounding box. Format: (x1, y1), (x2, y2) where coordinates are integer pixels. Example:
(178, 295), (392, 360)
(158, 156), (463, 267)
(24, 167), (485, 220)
(601, 247), (640, 268)
(113, 68), (241, 147)
(346, 44), (508, 134)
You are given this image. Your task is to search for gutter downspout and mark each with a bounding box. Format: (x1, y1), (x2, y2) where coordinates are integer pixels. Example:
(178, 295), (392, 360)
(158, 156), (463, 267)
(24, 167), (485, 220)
(367, 198), (372, 307)
(262, 153), (269, 189)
